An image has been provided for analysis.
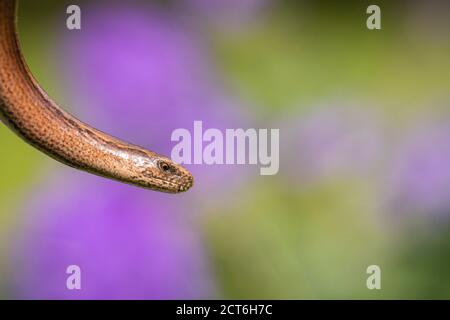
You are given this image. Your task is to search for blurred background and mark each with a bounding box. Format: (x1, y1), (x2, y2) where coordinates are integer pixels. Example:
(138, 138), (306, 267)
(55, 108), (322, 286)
(1, 0), (450, 299)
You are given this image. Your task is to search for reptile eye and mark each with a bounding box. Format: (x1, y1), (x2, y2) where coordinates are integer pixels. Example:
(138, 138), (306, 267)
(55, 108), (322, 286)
(158, 161), (172, 173)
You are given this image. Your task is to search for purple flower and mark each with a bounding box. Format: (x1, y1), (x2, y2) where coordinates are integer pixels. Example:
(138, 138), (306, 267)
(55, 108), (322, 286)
(61, 2), (243, 149)
(11, 171), (215, 299)
(387, 121), (450, 217)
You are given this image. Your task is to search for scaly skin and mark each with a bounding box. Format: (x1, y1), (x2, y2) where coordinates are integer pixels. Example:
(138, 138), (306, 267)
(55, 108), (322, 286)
(0, 0), (194, 193)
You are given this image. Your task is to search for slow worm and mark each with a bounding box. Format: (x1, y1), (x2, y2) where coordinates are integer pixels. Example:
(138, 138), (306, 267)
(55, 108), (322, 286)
(0, 0), (194, 193)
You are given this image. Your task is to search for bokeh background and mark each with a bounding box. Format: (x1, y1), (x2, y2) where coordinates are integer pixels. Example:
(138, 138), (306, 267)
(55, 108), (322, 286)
(1, 0), (450, 299)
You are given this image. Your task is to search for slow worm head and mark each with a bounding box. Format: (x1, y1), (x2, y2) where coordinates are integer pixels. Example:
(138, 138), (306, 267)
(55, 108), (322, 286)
(0, 0), (194, 193)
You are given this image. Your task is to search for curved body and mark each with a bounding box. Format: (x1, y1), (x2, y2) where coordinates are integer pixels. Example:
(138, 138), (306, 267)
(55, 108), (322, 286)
(0, 0), (193, 193)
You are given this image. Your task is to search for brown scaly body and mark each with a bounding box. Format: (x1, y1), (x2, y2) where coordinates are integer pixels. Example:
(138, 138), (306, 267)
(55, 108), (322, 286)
(0, 0), (193, 193)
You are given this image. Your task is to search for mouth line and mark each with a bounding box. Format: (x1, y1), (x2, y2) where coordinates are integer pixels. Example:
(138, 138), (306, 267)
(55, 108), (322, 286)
(149, 176), (193, 192)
